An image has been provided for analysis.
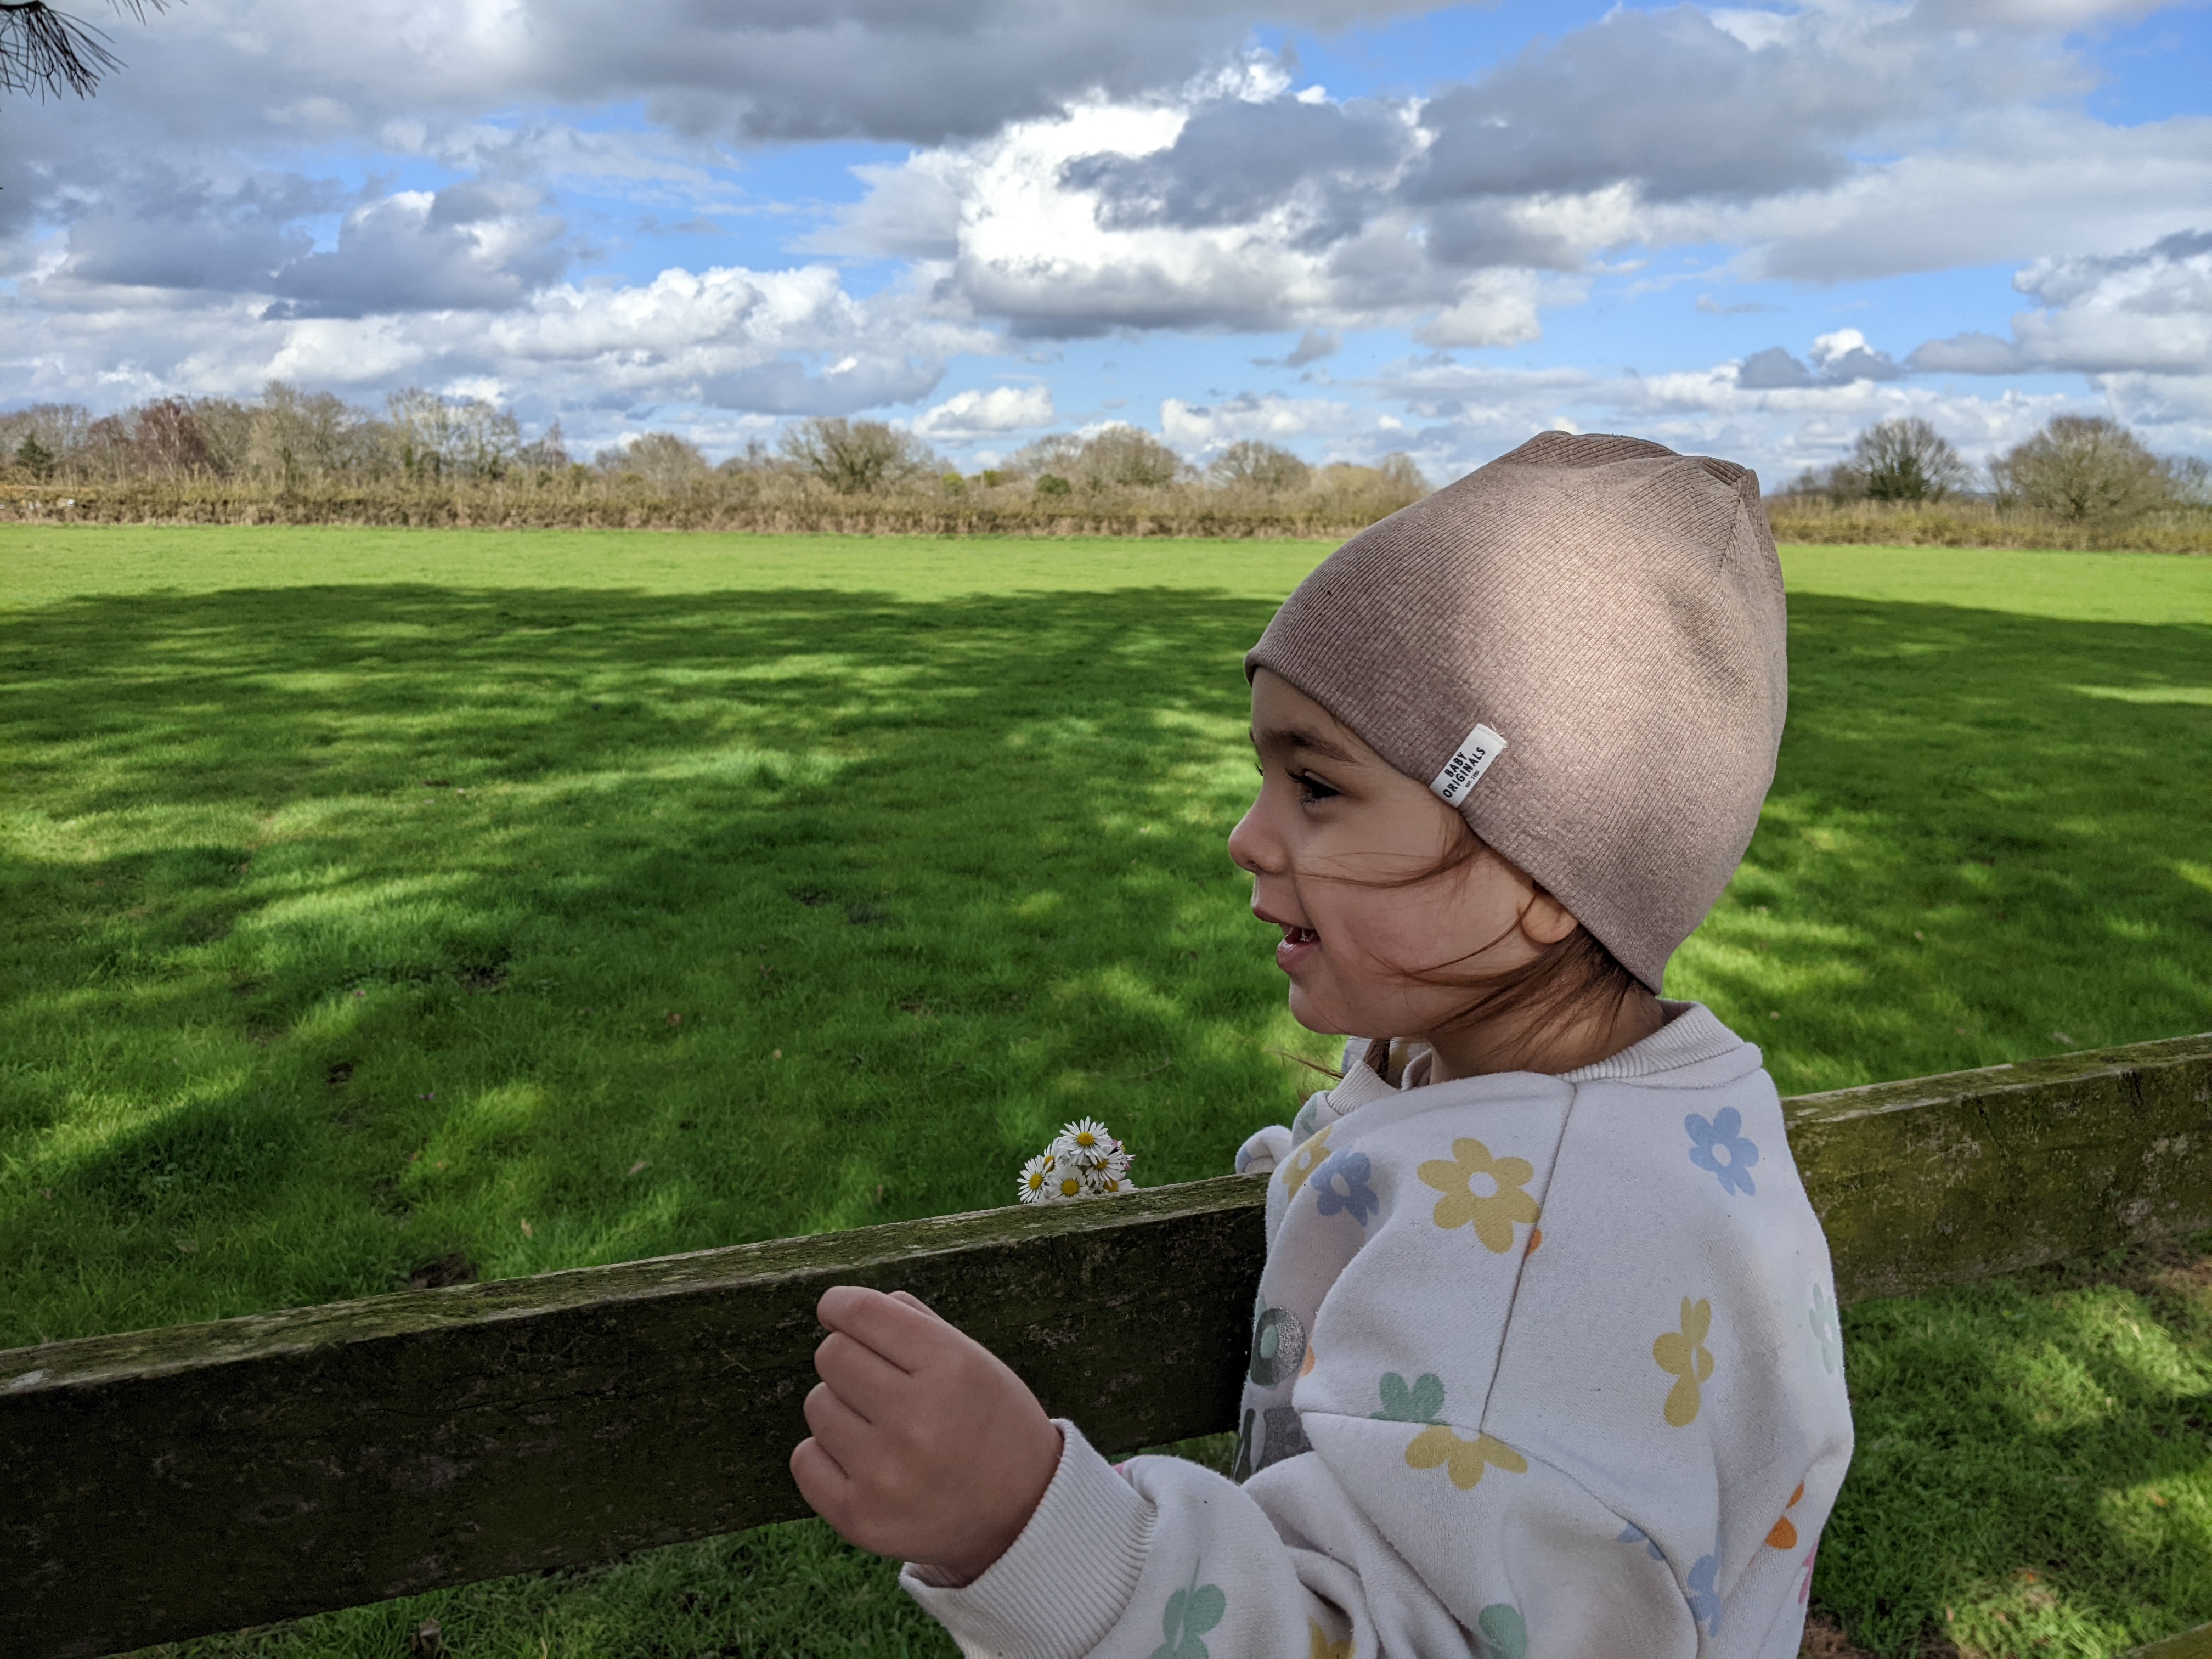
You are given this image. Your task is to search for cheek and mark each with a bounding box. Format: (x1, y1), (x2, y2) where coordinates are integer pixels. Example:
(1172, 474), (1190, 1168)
(1319, 877), (1522, 976)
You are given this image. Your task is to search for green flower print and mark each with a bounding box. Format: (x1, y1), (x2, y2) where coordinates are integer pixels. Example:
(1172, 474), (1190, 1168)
(1808, 1281), (1842, 1376)
(1476, 1603), (1528, 1659)
(1372, 1371), (1446, 1424)
(1248, 1297), (1309, 1389)
(1151, 1561), (1227, 1659)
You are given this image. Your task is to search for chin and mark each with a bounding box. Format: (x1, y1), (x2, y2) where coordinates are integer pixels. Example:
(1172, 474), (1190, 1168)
(1285, 983), (1345, 1037)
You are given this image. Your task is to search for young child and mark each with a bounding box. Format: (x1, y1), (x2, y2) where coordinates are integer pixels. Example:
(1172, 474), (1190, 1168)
(791, 432), (1854, 1657)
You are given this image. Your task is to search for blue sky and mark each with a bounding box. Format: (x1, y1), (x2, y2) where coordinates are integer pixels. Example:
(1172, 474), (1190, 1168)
(2, 0), (2208, 484)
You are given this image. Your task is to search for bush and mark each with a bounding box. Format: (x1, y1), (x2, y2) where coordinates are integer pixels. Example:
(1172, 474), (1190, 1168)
(1034, 473), (1071, 498)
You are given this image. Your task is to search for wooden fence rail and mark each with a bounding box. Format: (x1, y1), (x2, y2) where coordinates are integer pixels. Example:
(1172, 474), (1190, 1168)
(5, 1033), (2210, 1659)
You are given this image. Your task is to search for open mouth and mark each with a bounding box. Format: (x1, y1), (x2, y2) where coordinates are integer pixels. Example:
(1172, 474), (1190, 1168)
(1280, 924), (1319, 947)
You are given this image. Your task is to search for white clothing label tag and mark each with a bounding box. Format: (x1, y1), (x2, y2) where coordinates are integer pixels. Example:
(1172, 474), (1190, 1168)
(1429, 723), (1508, 805)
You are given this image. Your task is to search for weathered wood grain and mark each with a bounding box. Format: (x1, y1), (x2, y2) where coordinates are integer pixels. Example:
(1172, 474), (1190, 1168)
(2, 1179), (1266, 1659)
(1787, 1032), (2212, 1301)
(3, 1032), (2208, 1659)
(2125, 1618), (2212, 1659)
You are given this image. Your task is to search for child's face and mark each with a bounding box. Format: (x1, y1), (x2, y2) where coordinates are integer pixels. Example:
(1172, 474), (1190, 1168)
(1229, 669), (1566, 1043)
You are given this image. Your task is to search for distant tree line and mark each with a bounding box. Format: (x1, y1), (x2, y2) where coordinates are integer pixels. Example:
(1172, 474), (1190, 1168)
(1782, 415), (2211, 521)
(0, 391), (1431, 511)
(13, 388), (2203, 543)
(0, 385), (567, 488)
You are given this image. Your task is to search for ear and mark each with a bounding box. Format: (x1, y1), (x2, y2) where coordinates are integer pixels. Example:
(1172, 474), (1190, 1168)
(1518, 888), (1581, 947)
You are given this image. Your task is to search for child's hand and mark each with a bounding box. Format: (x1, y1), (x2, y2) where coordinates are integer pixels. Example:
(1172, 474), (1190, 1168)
(791, 1286), (1064, 1585)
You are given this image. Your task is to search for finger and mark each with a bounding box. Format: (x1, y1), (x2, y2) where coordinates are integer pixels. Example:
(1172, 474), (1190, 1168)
(802, 1378), (879, 1468)
(817, 1284), (952, 1369)
(814, 1329), (915, 1420)
(789, 1435), (853, 1523)
(889, 1289), (944, 1322)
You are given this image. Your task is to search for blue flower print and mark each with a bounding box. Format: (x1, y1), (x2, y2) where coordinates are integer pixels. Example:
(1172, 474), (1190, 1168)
(1615, 1522), (1666, 1562)
(1684, 1108), (1759, 1197)
(1312, 1150), (1378, 1225)
(1685, 1553), (1723, 1638)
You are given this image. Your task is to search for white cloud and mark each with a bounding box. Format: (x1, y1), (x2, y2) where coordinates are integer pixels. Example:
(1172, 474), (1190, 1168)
(1906, 228), (2212, 381)
(0, 256), (995, 421)
(4, 0), (2210, 473)
(1160, 391), (1361, 455)
(912, 383), (1056, 439)
(1338, 350), (2124, 487)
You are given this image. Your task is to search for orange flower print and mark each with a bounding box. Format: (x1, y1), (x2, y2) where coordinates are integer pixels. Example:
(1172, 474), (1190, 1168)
(1404, 1424), (1528, 1491)
(1417, 1137), (1538, 1252)
(1307, 1621), (1351, 1659)
(1652, 1297), (1716, 1427)
(1765, 1482), (1806, 1549)
(1280, 1125), (1335, 1200)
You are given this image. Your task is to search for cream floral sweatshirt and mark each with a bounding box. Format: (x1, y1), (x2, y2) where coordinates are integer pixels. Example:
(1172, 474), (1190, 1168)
(904, 1002), (1854, 1659)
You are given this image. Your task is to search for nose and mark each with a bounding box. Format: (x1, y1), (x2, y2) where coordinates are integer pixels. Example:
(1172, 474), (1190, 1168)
(1227, 796), (1279, 876)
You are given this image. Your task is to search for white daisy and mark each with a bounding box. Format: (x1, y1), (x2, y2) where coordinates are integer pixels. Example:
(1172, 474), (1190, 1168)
(1056, 1171), (1086, 1200)
(1060, 1118), (1112, 1156)
(1017, 1153), (1056, 1204)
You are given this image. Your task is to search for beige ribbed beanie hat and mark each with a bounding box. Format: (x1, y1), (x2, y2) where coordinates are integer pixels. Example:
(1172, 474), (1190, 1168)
(1245, 431), (1787, 991)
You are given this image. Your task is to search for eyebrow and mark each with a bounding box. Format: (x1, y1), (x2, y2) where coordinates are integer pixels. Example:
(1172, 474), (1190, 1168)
(1249, 724), (1363, 765)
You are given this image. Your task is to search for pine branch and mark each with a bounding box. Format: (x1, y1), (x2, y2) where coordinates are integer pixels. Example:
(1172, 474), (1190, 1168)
(0, 0), (168, 100)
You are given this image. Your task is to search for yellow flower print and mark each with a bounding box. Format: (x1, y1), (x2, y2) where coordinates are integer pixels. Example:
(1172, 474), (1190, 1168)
(1280, 1124), (1335, 1199)
(1417, 1137), (1538, 1252)
(1404, 1424), (1528, 1491)
(1652, 1297), (1716, 1427)
(1307, 1621), (1351, 1659)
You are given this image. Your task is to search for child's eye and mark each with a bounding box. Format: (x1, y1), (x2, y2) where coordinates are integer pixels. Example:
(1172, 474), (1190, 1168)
(1291, 770), (1340, 805)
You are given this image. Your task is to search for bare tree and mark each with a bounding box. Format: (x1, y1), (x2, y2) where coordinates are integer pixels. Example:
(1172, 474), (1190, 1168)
(716, 437), (781, 477)
(1073, 424), (1186, 490)
(1835, 417), (1970, 501)
(190, 396), (255, 478)
(1376, 452), (1430, 499)
(386, 387), (521, 481)
(778, 416), (936, 494)
(1991, 415), (2169, 520)
(1007, 433), (1082, 478)
(1, 0), (167, 99)
(77, 412), (134, 481)
(0, 402), (89, 478)
(131, 397), (212, 476)
(249, 381), (369, 485)
(2164, 454), (2211, 507)
(1208, 439), (1310, 493)
(617, 431), (708, 491)
(516, 418), (571, 475)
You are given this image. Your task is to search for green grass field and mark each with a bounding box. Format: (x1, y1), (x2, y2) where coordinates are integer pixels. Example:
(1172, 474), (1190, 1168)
(4, 527), (2210, 1657)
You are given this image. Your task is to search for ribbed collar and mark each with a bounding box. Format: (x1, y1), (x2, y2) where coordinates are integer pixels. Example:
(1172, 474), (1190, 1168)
(1319, 1001), (1750, 1124)
(1559, 1000), (1748, 1081)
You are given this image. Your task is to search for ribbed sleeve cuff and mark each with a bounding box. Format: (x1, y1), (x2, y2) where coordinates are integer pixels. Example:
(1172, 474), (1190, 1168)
(900, 1420), (1154, 1659)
